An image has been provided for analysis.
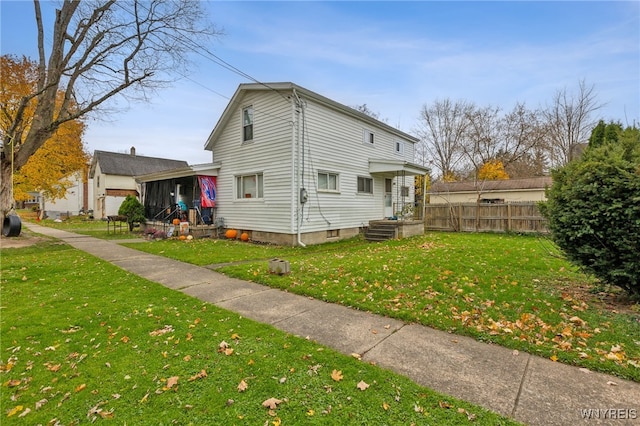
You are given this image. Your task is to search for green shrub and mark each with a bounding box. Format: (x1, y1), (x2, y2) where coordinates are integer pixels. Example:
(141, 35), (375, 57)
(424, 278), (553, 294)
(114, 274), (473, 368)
(540, 133), (640, 296)
(118, 195), (146, 231)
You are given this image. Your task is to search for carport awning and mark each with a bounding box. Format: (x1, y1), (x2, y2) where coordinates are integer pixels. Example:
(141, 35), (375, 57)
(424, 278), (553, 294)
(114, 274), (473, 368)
(369, 159), (430, 175)
(135, 162), (220, 183)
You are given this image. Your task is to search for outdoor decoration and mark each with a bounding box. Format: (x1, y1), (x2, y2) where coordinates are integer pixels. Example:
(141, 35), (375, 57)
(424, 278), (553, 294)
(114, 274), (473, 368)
(240, 232), (249, 241)
(172, 218), (180, 225)
(225, 229), (238, 239)
(198, 175), (217, 208)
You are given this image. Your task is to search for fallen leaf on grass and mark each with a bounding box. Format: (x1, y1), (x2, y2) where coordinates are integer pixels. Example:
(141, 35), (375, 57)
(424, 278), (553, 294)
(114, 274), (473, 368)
(439, 401), (452, 409)
(35, 399), (48, 410)
(218, 341), (234, 356)
(382, 402), (390, 411)
(18, 407), (31, 418)
(5, 379), (21, 387)
(237, 380), (248, 392)
(164, 376), (179, 390)
(356, 380), (369, 391)
(458, 407), (477, 421)
(7, 405), (23, 417)
(45, 363), (61, 372)
(149, 325), (174, 336)
(262, 397), (283, 409)
(74, 383), (87, 393)
(331, 370), (343, 381)
(188, 370), (207, 382)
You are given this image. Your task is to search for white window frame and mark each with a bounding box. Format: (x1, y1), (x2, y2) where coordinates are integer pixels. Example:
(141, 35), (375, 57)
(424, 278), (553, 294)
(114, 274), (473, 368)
(235, 173), (263, 199)
(363, 129), (375, 145)
(242, 106), (254, 143)
(317, 171), (339, 192)
(357, 176), (373, 194)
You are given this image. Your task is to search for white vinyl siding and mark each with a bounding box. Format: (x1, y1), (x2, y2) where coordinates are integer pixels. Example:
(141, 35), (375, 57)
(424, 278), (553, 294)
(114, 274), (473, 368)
(208, 86), (419, 235)
(209, 91), (293, 232)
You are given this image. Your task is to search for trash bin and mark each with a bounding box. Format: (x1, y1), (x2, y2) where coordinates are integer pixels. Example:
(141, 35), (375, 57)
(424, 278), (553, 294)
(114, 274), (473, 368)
(2, 214), (22, 237)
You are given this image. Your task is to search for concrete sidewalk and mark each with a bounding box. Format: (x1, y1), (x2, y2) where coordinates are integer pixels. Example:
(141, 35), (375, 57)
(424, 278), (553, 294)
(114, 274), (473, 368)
(21, 223), (640, 425)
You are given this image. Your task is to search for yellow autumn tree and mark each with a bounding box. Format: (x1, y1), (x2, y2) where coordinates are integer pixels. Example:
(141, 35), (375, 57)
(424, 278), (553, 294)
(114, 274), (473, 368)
(1, 55), (88, 202)
(478, 160), (509, 180)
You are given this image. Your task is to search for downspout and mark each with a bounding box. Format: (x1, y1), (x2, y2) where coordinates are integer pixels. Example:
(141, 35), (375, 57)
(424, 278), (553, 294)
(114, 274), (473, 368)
(292, 88), (306, 247)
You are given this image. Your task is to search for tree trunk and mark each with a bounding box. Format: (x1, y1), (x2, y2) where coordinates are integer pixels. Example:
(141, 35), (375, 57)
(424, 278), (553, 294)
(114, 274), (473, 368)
(1, 157), (15, 222)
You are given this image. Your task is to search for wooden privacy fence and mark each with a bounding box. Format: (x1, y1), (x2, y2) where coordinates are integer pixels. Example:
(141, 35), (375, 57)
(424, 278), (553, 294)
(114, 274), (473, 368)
(424, 202), (549, 233)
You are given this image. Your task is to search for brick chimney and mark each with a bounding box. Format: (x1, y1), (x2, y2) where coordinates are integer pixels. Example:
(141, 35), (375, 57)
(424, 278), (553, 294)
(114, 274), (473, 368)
(130, 146), (136, 156)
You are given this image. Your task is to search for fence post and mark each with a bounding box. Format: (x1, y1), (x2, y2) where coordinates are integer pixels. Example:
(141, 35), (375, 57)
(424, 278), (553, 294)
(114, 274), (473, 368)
(458, 203), (463, 232)
(507, 203), (512, 232)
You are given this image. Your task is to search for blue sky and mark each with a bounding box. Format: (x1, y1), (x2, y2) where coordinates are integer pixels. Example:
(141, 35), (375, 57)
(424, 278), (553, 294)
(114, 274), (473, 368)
(2, 1), (639, 165)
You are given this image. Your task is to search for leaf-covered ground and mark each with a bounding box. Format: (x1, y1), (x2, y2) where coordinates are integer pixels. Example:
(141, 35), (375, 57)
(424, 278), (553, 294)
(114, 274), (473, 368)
(126, 232), (640, 382)
(1, 239), (517, 424)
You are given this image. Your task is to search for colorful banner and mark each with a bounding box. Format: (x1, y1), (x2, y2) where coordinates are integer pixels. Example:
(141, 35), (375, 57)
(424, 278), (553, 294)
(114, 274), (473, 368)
(198, 176), (217, 208)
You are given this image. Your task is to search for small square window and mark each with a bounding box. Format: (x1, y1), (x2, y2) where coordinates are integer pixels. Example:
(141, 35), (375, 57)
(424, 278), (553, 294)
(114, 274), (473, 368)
(242, 106), (253, 142)
(318, 172), (338, 191)
(357, 176), (373, 194)
(236, 173), (263, 199)
(401, 186), (409, 197)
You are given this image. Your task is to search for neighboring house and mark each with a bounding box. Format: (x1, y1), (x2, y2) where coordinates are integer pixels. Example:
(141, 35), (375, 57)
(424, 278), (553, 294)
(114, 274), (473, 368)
(89, 148), (188, 219)
(428, 176), (553, 204)
(18, 168), (92, 219)
(198, 82), (429, 245)
(41, 169), (92, 218)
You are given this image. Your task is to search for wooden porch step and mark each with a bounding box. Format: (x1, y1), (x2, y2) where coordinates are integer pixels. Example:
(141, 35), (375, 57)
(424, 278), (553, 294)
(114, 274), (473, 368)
(364, 221), (398, 242)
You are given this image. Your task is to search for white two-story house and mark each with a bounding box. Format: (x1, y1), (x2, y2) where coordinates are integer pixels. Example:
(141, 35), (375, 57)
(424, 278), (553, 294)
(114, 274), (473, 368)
(201, 82), (429, 245)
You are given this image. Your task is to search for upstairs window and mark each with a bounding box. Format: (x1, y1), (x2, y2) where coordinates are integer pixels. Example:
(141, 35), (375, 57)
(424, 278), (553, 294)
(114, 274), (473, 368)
(236, 173), (263, 199)
(363, 129), (375, 145)
(242, 106), (254, 142)
(395, 141), (404, 155)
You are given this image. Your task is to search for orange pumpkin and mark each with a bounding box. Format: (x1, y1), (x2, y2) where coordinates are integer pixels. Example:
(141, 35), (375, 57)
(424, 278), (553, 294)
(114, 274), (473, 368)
(240, 232), (249, 241)
(179, 235), (186, 240)
(172, 218), (180, 225)
(225, 229), (238, 239)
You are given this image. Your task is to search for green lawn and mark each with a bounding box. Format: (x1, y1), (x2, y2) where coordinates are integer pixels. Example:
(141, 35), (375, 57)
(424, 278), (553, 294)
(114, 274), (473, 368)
(1, 237), (517, 424)
(122, 232), (640, 382)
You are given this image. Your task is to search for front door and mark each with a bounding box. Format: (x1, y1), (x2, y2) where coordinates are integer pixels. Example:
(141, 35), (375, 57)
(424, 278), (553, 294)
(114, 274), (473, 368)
(384, 178), (393, 218)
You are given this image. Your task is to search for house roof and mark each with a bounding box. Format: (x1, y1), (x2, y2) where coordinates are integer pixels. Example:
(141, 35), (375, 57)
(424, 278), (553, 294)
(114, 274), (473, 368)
(89, 150), (188, 178)
(135, 162), (221, 182)
(430, 176), (552, 194)
(205, 82), (419, 151)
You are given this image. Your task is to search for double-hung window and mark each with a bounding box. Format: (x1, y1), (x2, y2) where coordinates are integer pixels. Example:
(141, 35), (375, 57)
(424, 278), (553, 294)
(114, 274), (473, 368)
(242, 106), (254, 142)
(236, 173), (263, 199)
(318, 171), (338, 192)
(357, 176), (373, 194)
